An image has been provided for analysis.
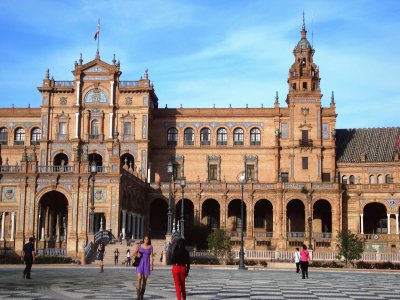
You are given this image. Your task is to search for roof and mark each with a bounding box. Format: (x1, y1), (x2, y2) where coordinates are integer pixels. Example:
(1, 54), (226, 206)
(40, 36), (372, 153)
(296, 37), (312, 50)
(336, 128), (400, 163)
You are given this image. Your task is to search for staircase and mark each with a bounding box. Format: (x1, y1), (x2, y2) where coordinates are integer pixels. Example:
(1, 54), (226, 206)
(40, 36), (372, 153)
(102, 239), (166, 266)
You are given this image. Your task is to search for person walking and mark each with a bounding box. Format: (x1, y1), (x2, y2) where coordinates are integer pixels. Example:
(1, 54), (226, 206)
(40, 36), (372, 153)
(97, 242), (105, 273)
(22, 237), (35, 279)
(133, 236), (153, 300)
(114, 248), (120, 265)
(126, 249), (131, 266)
(293, 247), (300, 273)
(299, 244), (311, 279)
(171, 238), (190, 300)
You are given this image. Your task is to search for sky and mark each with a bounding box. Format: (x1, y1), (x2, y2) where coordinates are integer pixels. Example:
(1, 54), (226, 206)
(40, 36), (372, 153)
(0, 0), (399, 129)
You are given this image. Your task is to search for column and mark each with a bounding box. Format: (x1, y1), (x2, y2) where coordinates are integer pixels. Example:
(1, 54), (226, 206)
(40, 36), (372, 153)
(49, 211), (55, 241)
(387, 214), (391, 235)
(140, 216), (144, 239)
(360, 214), (364, 234)
(132, 214), (137, 239)
(76, 81), (81, 105)
(57, 213), (62, 242)
(0, 212), (5, 241)
(121, 210), (126, 239)
(109, 112), (113, 138)
(75, 112), (79, 138)
(110, 81), (114, 106)
(396, 214), (399, 235)
(10, 212), (15, 241)
(40, 209), (45, 241)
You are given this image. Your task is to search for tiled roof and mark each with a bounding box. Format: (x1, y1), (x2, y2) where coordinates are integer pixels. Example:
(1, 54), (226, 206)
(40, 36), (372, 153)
(336, 128), (400, 163)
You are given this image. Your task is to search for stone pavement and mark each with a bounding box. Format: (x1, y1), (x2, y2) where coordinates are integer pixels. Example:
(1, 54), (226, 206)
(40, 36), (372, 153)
(1, 265), (400, 299)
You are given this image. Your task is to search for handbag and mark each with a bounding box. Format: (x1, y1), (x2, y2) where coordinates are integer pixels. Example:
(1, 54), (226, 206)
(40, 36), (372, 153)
(132, 255), (141, 267)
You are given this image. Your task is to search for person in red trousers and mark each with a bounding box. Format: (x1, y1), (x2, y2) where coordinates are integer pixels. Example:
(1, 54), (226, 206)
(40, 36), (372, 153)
(171, 238), (190, 300)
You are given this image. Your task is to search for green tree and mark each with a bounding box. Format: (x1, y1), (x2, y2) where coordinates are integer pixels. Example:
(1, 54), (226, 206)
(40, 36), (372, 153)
(336, 230), (365, 267)
(207, 229), (231, 257)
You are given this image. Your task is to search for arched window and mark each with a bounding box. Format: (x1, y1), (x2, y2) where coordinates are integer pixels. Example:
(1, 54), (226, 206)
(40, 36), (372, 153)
(200, 128), (210, 145)
(377, 174), (383, 184)
(342, 175), (347, 185)
(369, 175), (375, 184)
(31, 128), (41, 145)
(217, 128), (227, 146)
(167, 128), (178, 146)
(349, 175), (355, 184)
(233, 128), (244, 146)
(386, 174), (394, 184)
(90, 120), (99, 139)
(0, 127), (8, 145)
(184, 128), (194, 145)
(14, 128), (25, 145)
(250, 128), (261, 146)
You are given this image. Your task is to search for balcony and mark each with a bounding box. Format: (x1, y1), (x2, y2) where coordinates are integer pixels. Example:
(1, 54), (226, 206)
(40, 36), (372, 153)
(37, 165), (73, 173)
(314, 232), (332, 239)
(87, 166), (110, 173)
(299, 139), (313, 147)
(0, 165), (21, 173)
(287, 232), (305, 238)
(87, 134), (103, 141)
(56, 134), (69, 141)
(200, 140), (210, 146)
(254, 232), (273, 238)
(54, 81), (74, 87)
(14, 140), (24, 146)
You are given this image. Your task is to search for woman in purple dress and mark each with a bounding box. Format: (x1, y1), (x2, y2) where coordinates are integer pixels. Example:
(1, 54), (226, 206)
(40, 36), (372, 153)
(133, 236), (153, 299)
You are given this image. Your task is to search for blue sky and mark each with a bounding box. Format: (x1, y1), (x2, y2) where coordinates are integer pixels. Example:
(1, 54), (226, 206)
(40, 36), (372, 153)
(0, 0), (399, 129)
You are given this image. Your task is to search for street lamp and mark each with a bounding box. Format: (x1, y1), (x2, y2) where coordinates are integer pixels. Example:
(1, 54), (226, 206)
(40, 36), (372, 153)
(238, 172), (246, 270)
(307, 192), (313, 250)
(89, 161), (97, 235)
(180, 176), (186, 239)
(167, 160), (173, 235)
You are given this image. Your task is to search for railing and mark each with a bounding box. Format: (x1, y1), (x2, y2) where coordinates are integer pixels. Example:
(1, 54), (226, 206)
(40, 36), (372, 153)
(0, 249), (15, 255)
(299, 139), (313, 147)
(54, 81), (74, 87)
(287, 232), (305, 238)
(56, 134), (69, 141)
(119, 81), (139, 87)
(314, 232), (332, 239)
(88, 134), (101, 140)
(0, 165), (21, 173)
(230, 231), (247, 237)
(254, 232), (273, 238)
(37, 165), (73, 173)
(37, 248), (67, 257)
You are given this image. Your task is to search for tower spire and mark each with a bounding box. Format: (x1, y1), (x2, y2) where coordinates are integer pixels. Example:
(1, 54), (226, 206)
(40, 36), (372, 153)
(302, 11), (305, 30)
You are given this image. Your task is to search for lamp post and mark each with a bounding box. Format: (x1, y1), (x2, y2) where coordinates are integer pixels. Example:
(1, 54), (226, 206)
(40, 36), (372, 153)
(180, 176), (186, 239)
(167, 161), (173, 235)
(308, 193), (313, 250)
(238, 172), (246, 270)
(89, 161), (97, 235)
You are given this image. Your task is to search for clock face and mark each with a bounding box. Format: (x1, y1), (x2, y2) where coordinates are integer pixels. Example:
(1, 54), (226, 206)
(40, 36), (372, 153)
(85, 88), (107, 104)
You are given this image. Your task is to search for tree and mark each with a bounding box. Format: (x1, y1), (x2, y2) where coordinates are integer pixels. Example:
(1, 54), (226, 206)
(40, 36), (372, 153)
(207, 229), (231, 257)
(336, 230), (365, 267)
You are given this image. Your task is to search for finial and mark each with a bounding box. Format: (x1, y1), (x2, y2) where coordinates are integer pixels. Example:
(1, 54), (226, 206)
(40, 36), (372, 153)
(112, 54), (116, 65)
(144, 68), (148, 80)
(213, 104), (215, 108)
(165, 104), (168, 109)
(302, 11), (305, 30)
(246, 104), (248, 108)
(180, 104), (182, 108)
(229, 104), (232, 108)
(261, 104), (263, 108)
(45, 69), (49, 79)
(331, 91), (335, 103)
(117, 60), (120, 67)
(28, 104), (30, 108)
(275, 91), (279, 103)
(79, 53), (83, 65)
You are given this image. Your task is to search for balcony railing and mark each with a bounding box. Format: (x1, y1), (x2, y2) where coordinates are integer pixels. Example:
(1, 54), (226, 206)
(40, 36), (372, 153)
(254, 232), (273, 238)
(0, 165), (21, 173)
(314, 232), (332, 239)
(88, 134), (101, 140)
(287, 232), (305, 238)
(14, 140), (24, 146)
(299, 139), (313, 147)
(37, 165), (73, 173)
(119, 81), (139, 87)
(54, 81), (74, 87)
(87, 166), (110, 173)
(56, 134), (69, 141)
(200, 140), (210, 145)
(37, 248), (67, 257)
(230, 231), (247, 237)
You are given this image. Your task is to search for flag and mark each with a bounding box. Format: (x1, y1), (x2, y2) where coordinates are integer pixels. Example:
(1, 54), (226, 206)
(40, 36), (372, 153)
(395, 134), (399, 152)
(94, 19), (100, 40)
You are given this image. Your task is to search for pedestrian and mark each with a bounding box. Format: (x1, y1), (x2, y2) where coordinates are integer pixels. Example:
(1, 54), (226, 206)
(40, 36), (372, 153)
(119, 232), (123, 245)
(133, 236), (153, 300)
(293, 247), (300, 273)
(171, 238), (190, 300)
(299, 244), (311, 279)
(97, 242), (105, 273)
(114, 248), (120, 265)
(21, 237), (35, 279)
(126, 249), (131, 266)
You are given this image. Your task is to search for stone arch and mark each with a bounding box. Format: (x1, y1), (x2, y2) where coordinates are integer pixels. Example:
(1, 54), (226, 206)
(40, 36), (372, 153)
(227, 199), (246, 232)
(53, 152), (69, 166)
(286, 199), (305, 233)
(201, 198), (220, 229)
(149, 198), (168, 238)
(89, 153), (103, 167)
(254, 199), (273, 232)
(313, 199), (332, 234)
(120, 153), (135, 172)
(176, 198), (194, 229)
(363, 202), (387, 234)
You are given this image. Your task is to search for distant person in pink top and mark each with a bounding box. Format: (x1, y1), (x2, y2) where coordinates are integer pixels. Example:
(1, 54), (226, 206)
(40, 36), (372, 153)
(299, 244), (311, 279)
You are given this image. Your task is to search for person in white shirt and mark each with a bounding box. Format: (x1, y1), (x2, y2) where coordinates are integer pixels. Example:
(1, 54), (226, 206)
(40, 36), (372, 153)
(293, 247), (300, 273)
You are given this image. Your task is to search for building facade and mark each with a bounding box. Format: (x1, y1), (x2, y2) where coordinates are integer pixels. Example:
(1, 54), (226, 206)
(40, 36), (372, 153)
(0, 22), (399, 257)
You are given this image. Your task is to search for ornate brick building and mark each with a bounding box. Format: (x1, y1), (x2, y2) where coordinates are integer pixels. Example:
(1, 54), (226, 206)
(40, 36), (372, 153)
(0, 21), (399, 257)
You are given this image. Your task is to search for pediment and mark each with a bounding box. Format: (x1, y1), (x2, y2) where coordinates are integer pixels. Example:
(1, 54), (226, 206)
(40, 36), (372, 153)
(84, 64), (108, 73)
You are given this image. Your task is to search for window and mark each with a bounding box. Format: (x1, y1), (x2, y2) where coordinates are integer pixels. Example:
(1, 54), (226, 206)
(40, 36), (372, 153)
(123, 122), (132, 135)
(349, 175), (355, 184)
(301, 130), (309, 146)
(322, 173), (330, 182)
(31, 128), (41, 145)
(386, 174), (393, 184)
(200, 128), (210, 145)
(0, 128), (8, 145)
(14, 128), (25, 145)
(292, 83), (296, 91)
(302, 157), (308, 170)
(281, 123), (288, 139)
(246, 164), (255, 181)
(369, 175), (375, 184)
(217, 128), (227, 146)
(322, 124), (329, 140)
(167, 128), (178, 146)
(302, 82), (307, 90)
(281, 172), (289, 183)
(233, 128), (244, 146)
(208, 164), (218, 181)
(58, 122), (67, 134)
(184, 128), (194, 145)
(90, 120), (99, 139)
(250, 128), (261, 145)
(377, 174), (383, 184)
(173, 164), (181, 180)
(292, 71), (296, 77)
(342, 175), (347, 185)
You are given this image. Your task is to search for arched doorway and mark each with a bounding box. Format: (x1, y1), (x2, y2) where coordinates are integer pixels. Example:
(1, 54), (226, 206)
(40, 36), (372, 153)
(89, 153), (103, 167)
(201, 199), (220, 229)
(228, 199), (247, 235)
(254, 199), (273, 236)
(176, 199), (194, 230)
(38, 191), (68, 249)
(120, 153), (135, 172)
(286, 199), (305, 236)
(313, 200), (332, 237)
(149, 198), (168, 238)
(364, 203), (387, 234)
(53, 153), (69, 166)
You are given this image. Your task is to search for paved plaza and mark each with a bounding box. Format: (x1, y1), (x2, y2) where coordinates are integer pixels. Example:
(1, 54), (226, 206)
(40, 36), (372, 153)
(0, 266), (400, 299)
